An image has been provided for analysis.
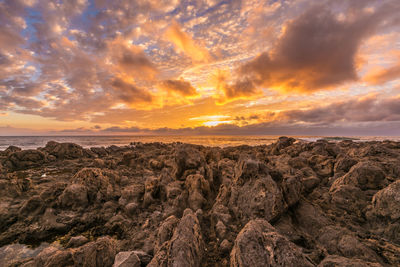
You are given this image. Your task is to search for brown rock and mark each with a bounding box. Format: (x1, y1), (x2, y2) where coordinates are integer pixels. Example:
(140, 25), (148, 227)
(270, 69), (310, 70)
(372, 180), (400, 221)
(230, 219), (314, 267)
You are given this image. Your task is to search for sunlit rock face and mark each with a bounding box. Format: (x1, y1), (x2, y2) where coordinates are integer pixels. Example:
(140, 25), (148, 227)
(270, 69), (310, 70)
(0, 138), (400, 266)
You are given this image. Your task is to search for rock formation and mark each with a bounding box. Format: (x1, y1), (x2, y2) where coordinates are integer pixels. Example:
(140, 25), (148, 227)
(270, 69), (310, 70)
(0, 138), (399, 266)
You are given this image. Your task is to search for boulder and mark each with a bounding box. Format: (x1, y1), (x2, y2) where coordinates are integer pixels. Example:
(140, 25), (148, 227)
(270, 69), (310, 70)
(72, 168), (120, 203)
(185, 174), (210, 211)
(372, 180), (400, 221)
(331, 161), (386, 191)
(229, 174), (285, 224)
(43, 141), (85, 159)
(59, 184), (88, 209)
(174, 145), (205, 179)
(7, 150), (46, 169)
(149, 209), (205, 267)
(66, 235), (89, 248)
(113, 251), (140, 267)
(318, 255), (382, 267)
(230, 219), (314, 267)
(270, 136), (296, 155)
(72, 236), (117, 267)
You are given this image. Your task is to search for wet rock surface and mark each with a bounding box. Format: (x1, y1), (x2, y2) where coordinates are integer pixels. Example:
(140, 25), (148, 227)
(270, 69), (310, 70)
(0, 139), (399, 266)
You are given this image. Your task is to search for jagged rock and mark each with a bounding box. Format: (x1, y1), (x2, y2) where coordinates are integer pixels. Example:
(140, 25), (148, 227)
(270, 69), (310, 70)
(372, 180), (400, 221)
(90, 147), (108, 157)
(1, 139), (400, 266)
(113, 251), (140, 267)
(66, 235), (89, 248)
(229, 172), (285, 224)
(318, 226), (381, 263)
(19, 196), (44, 216)
(331, 161), (387, 191)
(143, 176), (160, 207)
(59, 184), (88, 209)
(7, 150), (46, 170)
(72, 236), (117, 267)
(33, 246), (74, 267)
(318, 255), (382, 267)
(119, 184), (145, 206)
(72, 168), (120, 203)
(334, 156), (358, 174)
(270, 136), (296, 155)
(185, 174), (210, 210)
(149, 209), (205, 267)
(5, 145), (22, 154)
(174, 145), (204, 179)
(230, 219), (314, 267)
(220, 239), (232, 254)
(302, 176), (320, 192)
(43, 141), (85, 159)
(282, 175), (302, 207)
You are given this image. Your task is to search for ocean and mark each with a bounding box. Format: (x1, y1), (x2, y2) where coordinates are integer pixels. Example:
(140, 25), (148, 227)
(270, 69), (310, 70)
(1, 135), (400, 150)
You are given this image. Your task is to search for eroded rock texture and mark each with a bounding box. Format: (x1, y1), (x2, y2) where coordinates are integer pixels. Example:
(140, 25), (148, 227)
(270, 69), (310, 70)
(0, 138), (400, 266)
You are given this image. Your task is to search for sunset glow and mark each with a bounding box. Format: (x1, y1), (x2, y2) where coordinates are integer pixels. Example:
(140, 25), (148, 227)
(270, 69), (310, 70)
(1, 0), (400, 135)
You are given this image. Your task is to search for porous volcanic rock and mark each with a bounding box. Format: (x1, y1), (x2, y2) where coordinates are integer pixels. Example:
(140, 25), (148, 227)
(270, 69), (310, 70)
(0, 139), (400, 266)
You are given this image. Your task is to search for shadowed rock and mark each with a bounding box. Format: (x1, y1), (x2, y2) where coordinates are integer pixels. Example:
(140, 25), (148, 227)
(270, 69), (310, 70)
(1, 138), (400, 266)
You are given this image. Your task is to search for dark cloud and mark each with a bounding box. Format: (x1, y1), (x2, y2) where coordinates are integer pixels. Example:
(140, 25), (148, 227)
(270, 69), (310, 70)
(1, 95), (44, 109)
(281, 95), (400, 123)
(103, 126), (142, 133)
(111, 78), (153, 104)
(223, 79), (259, 99)
(159, 79), (197, 96)
(240, 2), (399, 93)
(115, 44), (157, 79)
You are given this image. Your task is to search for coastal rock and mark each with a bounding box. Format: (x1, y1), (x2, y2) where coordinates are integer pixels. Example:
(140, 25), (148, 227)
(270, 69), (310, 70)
(372, 180), (400, 221)
(59, 184), (88, 209)
(43, 141), (85, 159)
(174, 145), (205, 179)
(1, 138), (400, 266)
(270, 136), (296, 155)
(331, 161), (387, 191)
(149, 209), (205, 267)
(318, 255), (382, 267)
(72, 168), (120, 203)
(185, 174), (210, 210)
(66, 235), (89, 248)
(230, 219), (314, 267)
(72, 236), (117, 267)
(6, 149), (46, 170)
(113, 251), (140, 267)
(229, 171), (285, 224)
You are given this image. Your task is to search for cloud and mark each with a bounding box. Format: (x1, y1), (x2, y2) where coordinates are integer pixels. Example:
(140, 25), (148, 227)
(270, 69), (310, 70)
(364, 59), (400, 85)
(109, 37), (158, 80)
(222, 79), (259, 99)
(159, 79), (197, 96)
(280, 94), (400, 123)
(111, 78), (153, 104)
(165, 21), (212, 63)
(239, 2), (399, 93)
(213, 70), (261, 101)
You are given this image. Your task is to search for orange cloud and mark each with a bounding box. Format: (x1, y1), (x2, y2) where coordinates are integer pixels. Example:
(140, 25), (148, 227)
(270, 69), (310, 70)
(210, 69), (262, 103)
(159, 79), (198, 96)
(239, 4), (396, 94)
(108, 36), (158, 80)
(165, 21), (211, 63)
(111, 78), (153, 106)
(364, 58), (400, 85)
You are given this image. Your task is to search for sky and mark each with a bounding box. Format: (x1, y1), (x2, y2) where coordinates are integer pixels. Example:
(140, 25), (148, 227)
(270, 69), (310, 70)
(1, 0), (400, 136)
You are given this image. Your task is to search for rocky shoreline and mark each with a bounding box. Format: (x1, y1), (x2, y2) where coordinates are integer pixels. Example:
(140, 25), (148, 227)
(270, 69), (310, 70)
(0, 137), (399, 266)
